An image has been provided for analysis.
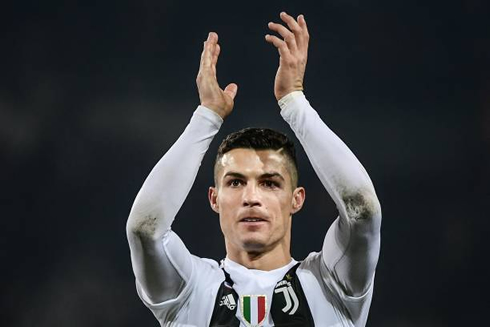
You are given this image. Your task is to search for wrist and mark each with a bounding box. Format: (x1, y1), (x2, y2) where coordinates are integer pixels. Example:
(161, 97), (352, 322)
(196, 105), (224, 126)
(275, 86), (304, 101)
(278, 90), (305, 110)
(200, 102), (228, 120)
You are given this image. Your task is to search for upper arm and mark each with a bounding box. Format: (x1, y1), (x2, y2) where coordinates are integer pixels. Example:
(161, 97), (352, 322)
(321, 190), (381, 297)
(127, 228), (194, 304)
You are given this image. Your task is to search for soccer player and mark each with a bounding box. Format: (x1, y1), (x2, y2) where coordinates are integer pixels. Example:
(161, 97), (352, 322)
(127, 12), (381, 327)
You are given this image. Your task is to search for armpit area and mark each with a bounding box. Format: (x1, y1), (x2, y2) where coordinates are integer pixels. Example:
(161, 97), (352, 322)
(130, 215), (159, 239)
(342, 191), (381, 221)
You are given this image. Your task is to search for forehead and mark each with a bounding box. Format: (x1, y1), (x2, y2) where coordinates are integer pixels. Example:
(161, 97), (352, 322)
(218, 148), (289, 177)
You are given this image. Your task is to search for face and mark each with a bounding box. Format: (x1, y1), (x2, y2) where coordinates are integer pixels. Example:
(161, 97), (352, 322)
(208, 148), (305, 254)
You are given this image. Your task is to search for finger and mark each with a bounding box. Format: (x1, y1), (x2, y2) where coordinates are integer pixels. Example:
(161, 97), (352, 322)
(200, 42), (211, 71)
(265, 34), (291, 57)
(279, 12), (302, 35)
(267, 22), (298, 53)
(200, 32), (218, 71)
(224, 83), (238, 100)
(297, 14), (310, 49)
(211, 43), (220, 76)
(208, 31), (219, 48)
(298, 14), (309, 33)
(280, 12), (308, 50)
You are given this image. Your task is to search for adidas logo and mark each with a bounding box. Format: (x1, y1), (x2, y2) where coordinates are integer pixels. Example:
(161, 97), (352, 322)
(219, 294), (236, 310)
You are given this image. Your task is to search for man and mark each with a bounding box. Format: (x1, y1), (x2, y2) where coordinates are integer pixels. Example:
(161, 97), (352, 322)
(127, 12), (381, 327)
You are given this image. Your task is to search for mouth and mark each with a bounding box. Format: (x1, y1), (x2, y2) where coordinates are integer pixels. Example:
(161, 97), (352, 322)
(239, 217), (267, 223)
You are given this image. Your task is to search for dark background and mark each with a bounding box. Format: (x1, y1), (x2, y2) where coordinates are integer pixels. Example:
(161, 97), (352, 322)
(1, 0), (489, 326)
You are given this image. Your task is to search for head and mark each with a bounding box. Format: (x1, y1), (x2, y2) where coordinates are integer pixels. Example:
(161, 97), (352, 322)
(208, 127), (306, 257)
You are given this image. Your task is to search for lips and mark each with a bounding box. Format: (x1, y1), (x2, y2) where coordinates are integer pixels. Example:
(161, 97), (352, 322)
(240, 217), (267, 222)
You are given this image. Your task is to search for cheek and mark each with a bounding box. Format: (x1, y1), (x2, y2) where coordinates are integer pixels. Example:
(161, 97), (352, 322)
(281, 196), (295, 215)
(218, 192), (240, 208)
(217, 192), (241, 221)
(267, 194), (293, 214)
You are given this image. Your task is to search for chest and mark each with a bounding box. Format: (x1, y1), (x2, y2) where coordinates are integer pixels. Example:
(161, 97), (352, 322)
(210, 264), (315, 327)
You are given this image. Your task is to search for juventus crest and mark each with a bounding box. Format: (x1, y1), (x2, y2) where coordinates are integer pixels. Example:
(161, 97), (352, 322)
(210, 262), (314, 327)
(274, 278), (300, 315)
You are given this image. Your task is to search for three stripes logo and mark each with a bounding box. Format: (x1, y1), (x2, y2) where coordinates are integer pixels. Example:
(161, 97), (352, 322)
(274, 280), (299, 315)
(219, 294), (236, 310)
(240, 295), (267, 326)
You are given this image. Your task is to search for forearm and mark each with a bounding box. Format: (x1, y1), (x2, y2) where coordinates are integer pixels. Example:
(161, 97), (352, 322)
(126, 105), (223, 302)
(127, 106), (223, 239)
(280, 91), (381, 296)
(280, 91), (380, 219)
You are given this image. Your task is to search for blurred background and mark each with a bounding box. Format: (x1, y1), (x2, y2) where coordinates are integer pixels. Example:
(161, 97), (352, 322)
(1, 0), (488, 326)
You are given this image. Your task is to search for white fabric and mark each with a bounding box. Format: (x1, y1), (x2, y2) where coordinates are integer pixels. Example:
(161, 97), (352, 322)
(127, 92), (381, 327)
(224, 257), (297, 326)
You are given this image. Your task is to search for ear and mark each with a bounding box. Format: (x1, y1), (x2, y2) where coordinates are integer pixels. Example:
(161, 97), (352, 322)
(291, 187), (306, 214)
(208, 186), (220, 214)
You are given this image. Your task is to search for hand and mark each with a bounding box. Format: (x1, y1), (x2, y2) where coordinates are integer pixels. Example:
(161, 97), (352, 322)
(196, 32), (238, 119)
(265, 12), (309, 101)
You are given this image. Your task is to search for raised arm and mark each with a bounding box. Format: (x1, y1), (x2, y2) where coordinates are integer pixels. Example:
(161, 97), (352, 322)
(126, 32), (238, 303)
(266, 13), (381, 297)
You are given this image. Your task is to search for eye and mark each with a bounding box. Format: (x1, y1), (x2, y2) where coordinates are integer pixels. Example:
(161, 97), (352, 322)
(228, 179), (243, 187)
(262, 180), (279, 188)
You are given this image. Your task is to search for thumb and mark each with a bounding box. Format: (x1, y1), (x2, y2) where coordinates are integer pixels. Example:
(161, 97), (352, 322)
(224, 83), (238, 100)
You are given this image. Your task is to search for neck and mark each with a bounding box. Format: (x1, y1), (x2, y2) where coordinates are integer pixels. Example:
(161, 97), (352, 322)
(225, 239), (291, 271)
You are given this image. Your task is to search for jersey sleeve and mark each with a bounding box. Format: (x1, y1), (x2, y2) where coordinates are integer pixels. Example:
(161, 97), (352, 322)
(280, 91), (382, 298)
(126, 106), (223, 304)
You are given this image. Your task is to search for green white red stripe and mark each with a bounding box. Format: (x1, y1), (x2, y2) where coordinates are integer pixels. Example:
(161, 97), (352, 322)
(241, 295), (266, 326)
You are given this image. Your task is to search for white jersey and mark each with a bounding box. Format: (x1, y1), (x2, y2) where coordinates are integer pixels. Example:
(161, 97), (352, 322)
(127, 92), (382, 327)
(136, 243), (374, 326)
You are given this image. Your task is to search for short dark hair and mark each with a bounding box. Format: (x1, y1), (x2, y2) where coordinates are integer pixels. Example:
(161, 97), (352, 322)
(214, 127), (298, 188)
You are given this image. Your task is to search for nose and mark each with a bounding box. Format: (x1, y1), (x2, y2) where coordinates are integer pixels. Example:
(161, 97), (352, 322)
(242, 183), (262, 207)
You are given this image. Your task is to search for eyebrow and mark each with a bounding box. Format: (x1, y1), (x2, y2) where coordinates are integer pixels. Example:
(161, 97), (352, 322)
(223, 171), (285, 181)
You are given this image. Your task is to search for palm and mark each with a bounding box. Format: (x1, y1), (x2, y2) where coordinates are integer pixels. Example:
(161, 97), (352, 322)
(265, 12), (309, 101)
(196, 32), (238, 119)
(274, 60), (304, 100)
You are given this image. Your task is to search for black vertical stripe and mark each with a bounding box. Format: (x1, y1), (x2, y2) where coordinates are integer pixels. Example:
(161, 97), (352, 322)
(209, 263), (314, 327)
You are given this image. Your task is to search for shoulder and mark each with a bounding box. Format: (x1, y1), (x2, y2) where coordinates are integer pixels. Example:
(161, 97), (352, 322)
(188, 256), (224, 292)
(296, 252), (325, 293)
(137, 256), (225, 324)
(297, 251), (375, 303)
(297, 251), (323, 272)
(297, 252), (375, 326)
(298, 251), (374, 300)
(193, 256), (221, 270)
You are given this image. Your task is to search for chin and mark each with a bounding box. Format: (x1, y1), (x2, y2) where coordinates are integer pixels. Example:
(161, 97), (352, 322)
(240, 235), (272, 253)
(241, 237), (266, 251)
